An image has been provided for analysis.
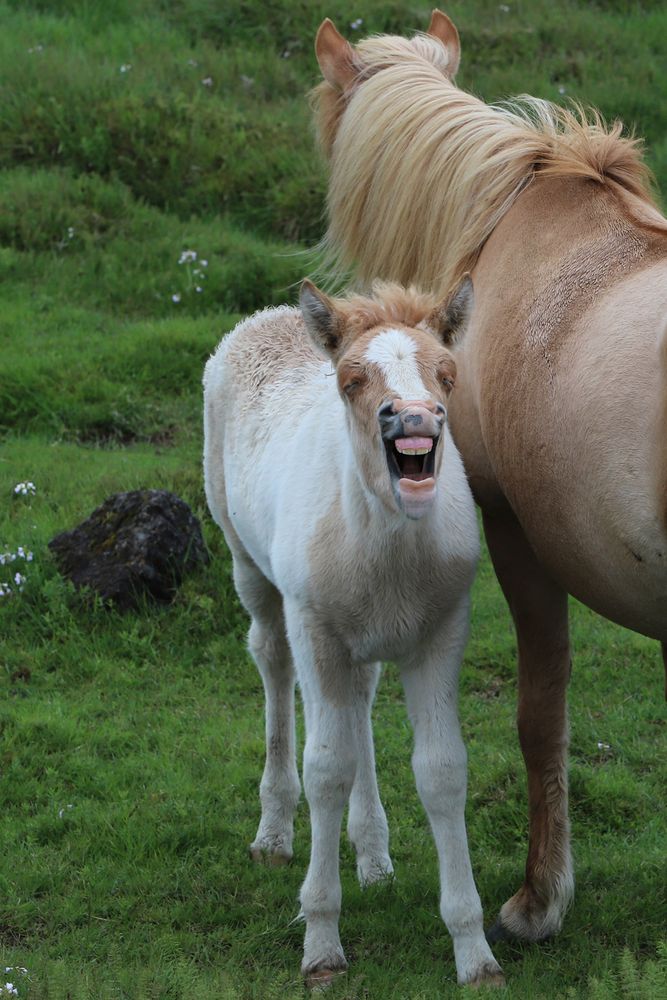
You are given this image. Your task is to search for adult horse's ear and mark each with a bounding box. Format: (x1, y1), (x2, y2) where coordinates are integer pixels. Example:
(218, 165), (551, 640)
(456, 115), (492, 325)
(426, 274), (474, 345)
(426, 9), (461, 78)
(315, 18), (361, 91)
(300, 280), (343, 357)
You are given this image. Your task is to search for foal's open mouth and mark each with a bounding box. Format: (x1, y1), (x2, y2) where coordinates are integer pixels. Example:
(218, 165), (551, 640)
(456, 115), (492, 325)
(384, 435), (439, 484)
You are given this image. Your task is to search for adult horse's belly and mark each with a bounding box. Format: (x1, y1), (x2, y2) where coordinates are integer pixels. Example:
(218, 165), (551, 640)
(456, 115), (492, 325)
(469, 264), (667, 642)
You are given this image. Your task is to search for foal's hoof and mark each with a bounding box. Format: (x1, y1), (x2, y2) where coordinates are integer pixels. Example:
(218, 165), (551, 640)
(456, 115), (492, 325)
(249, 844), (292, 867)
(305, 967), (347, 991)
(357, 855), (395, 887)
(467, 964), (506, 989)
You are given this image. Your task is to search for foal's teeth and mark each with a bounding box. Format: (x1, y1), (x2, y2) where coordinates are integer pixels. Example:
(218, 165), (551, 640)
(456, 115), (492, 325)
(395, 437), (434, 454)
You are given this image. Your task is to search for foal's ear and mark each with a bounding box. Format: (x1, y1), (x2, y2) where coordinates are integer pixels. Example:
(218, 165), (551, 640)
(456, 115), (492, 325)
(300, 280), (343, 358)
(315, 18), (361, 91)
(426, 9), (461, 78)
(425, 274), (474, 346)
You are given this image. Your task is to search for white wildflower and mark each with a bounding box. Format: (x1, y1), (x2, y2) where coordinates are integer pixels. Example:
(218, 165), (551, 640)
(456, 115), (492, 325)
(200, 259), (208, 267)
(171, 293), (181, 303)
(597, 741), (611, 751)
(13, 482), (36, 496)
(187, 58), (198, 67)
(499, 3), (510, 10)
(196, 286), (202, 293)
(201, 76), (213, 87)
(178, 250), (197, 264)
(350, 18), (363, 30)
(67, 227), (75, 239)
(558, 85), (567, 95)
(119, 63), (132, 73)
(27, 44), (44, 53)
(58, 804), (74, 819)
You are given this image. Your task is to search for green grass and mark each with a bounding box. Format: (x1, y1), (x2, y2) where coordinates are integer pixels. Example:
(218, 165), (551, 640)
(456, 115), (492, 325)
(0, 1), (666, 997)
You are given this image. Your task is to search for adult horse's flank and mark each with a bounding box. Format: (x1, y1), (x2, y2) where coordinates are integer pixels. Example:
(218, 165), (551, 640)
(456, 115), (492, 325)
(203, 278), (505, 986)
(313, 10), (667, 944)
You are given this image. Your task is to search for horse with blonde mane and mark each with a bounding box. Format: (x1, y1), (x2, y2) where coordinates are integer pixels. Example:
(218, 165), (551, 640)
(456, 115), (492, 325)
(312, 10), (667, 947)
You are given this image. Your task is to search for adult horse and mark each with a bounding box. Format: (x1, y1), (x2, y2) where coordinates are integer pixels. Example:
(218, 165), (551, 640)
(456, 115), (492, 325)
(312, 10), (667, 944)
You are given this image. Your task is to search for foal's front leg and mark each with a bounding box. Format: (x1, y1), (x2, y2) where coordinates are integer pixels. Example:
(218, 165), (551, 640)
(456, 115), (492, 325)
(400, 609), (503, 987)
(285, 611), (371, 985)
(347, 661), (394, 886)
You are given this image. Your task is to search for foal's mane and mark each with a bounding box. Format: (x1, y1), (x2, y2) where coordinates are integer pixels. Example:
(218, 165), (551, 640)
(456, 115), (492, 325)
(313, 32), (666, 295)
(331, 281), (438, 332)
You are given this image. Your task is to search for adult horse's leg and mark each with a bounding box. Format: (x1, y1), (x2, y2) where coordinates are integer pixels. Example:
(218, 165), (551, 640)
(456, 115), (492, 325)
(347, 661), (394, 886)
(482, 507), (574, 942)
(400, 606), (504, 986)
(232, 553), (301, 865)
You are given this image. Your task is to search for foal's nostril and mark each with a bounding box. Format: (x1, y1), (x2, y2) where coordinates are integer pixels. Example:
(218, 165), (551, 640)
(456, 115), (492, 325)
(378, 400), (395, 421)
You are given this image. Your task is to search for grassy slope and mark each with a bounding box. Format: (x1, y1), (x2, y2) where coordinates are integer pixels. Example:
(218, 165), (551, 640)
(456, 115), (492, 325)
(0, 1), (665, 998)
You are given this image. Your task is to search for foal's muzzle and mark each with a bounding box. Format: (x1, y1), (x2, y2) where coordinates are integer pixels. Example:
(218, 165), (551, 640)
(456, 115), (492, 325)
(378, 399), (445, 519)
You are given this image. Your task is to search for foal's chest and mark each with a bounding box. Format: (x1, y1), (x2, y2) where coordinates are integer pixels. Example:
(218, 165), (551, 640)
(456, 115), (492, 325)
(307, 523), (472, 664)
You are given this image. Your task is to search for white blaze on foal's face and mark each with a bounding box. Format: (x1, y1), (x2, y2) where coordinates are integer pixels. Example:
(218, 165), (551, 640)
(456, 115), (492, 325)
(356, 326), (450, 518)
(299, 278), (474, 519)
(364, 328), (429, 400)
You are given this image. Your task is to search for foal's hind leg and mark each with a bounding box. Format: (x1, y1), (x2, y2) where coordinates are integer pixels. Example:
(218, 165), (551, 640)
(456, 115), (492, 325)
(346, 662), (394, 886)
(483, 508), (574, 942)
(232, 554), (300, 865)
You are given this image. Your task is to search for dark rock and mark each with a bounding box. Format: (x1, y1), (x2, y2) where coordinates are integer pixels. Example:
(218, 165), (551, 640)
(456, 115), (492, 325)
(48, 489), (209, 610)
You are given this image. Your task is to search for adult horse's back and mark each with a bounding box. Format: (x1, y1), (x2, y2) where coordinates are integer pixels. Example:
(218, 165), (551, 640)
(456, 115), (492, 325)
(312, 11), (667, 942)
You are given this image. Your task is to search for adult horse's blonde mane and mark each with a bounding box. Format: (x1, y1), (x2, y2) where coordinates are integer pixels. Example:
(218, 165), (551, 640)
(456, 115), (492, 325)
(312, 32), (666, 296)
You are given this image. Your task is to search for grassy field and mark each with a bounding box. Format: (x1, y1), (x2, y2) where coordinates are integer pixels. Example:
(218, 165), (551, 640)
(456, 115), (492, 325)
(0, 1), (666, 997)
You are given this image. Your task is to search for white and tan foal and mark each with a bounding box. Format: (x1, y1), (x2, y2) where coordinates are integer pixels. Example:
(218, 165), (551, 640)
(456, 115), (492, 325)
(203, 277), (503, 987)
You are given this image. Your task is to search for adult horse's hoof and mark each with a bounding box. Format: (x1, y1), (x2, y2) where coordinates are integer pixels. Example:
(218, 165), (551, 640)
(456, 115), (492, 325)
(485, 920), (513, 944)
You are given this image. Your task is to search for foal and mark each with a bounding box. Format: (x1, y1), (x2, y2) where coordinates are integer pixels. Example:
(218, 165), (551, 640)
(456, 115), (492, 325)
(203, 278), (503, 987)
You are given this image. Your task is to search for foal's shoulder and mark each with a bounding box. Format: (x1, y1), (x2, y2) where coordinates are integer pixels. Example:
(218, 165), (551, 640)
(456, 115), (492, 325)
(205, 304), (323, 395)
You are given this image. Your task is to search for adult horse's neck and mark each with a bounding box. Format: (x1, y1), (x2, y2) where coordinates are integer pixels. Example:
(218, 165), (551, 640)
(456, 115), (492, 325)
(320, 55), (664, 297)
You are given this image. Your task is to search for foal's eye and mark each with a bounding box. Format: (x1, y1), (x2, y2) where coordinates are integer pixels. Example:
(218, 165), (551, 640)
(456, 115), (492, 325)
(343, 380), (361, 396)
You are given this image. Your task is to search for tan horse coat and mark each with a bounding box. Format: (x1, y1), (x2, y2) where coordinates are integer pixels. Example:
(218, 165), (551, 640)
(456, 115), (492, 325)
(312, 11), (667, 947)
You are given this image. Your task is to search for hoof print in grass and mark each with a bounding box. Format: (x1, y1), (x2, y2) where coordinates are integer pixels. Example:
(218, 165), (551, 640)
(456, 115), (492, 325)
(48, 489), (209, 611)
